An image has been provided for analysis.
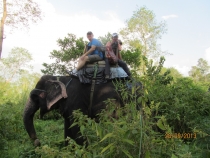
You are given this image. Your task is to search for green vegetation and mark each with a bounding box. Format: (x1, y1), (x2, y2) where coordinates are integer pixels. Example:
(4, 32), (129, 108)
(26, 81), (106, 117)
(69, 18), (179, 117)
(41, 34), (86, 75)
(119, 6), (167, 59)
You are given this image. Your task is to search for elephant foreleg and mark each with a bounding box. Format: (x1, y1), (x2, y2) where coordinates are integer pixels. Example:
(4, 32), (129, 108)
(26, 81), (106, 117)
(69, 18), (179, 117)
(64, 118), (71, 146)
(64, 117), (86, 146)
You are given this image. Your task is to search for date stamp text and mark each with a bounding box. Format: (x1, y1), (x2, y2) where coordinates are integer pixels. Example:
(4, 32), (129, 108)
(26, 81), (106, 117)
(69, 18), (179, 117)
(165, 133), (196, 139)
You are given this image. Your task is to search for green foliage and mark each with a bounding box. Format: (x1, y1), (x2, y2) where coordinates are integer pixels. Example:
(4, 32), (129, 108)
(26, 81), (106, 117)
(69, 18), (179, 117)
(35, 138), (89, 158)
(140, 56), (210, 157)
(189, 58), (210, 83)
(119, 6), (168, 74)
(41, 33), (86, 75)
(121, 49), (142, 69)
(0, 47), (33, 82)
(161, 67), (183, 80)
(120, 6), (167, 59)
(0, 47), (40, 105)
(197, 58), (210, 75)
(2, 0), (42, 29)
(98, 32), (112, 45)
(0, 48), (41, 157)
(143, 56), (173, 85)
(0, 74), (39, 157)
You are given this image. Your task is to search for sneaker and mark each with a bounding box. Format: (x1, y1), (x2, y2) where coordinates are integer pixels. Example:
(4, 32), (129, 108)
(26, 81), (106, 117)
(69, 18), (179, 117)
(70, 69), (78, 76)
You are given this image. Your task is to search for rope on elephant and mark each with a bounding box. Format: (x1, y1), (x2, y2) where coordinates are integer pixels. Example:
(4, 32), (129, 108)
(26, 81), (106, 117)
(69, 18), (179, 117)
(88, 63), (98, 116)
(93, 63), (98, 78)
(65, 78), (72, 88)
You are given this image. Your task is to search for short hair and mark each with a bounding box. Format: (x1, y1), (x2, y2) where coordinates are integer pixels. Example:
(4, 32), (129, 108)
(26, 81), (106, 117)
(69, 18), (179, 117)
(87, 31), (93, 35)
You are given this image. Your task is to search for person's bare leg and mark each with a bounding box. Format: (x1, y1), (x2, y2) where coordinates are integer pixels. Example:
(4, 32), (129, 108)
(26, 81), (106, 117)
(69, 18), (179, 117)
(76, 56), (89, 71)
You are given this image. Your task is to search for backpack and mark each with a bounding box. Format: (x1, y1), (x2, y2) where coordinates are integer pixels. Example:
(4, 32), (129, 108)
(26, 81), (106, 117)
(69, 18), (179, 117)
(106, 48), (118, 64)
(97, 40), (118, 64)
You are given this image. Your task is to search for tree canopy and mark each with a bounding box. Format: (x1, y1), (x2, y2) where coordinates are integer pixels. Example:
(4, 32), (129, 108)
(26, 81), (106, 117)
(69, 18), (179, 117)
(0, 0), (42, 58)
(41, 34), (86, 75)
(189, 58), (210, 82)
(0, 47), (33, 82)
(98, 32), (112, 45)
(120, 6), (167, 59)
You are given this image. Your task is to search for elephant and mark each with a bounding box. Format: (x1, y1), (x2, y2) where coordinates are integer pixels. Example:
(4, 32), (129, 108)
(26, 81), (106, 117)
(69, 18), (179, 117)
(23, 75), (132, 146)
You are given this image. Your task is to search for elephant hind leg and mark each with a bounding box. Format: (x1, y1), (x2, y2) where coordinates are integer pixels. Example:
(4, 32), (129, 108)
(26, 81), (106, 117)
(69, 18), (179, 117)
(64, 118), (71, 146)
(92, 100), (121, 122)
(64, 118), (86, 146)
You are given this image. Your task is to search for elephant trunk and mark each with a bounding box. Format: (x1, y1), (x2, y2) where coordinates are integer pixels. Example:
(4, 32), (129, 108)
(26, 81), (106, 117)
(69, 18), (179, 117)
(23, 98), (40, 146)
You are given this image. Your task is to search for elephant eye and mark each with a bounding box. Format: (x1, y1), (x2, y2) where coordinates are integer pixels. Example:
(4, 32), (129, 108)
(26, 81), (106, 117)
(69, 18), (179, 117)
(54, 85), (59, 89)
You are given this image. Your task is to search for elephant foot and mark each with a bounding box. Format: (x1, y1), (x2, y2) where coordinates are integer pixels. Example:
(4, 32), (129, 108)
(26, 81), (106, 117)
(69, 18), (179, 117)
(34, 139), (41, 146)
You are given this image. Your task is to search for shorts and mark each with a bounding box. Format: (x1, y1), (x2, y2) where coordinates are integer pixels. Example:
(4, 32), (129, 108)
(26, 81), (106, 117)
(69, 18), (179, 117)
(88, 55), (103, 62)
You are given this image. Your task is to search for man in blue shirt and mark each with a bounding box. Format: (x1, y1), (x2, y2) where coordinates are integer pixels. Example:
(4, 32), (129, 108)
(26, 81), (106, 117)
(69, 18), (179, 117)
(73, 31), (103, 74)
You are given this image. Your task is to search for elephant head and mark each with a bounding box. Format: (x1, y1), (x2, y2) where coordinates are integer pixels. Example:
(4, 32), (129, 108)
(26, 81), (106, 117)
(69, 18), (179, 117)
(23, 75), (68, 146)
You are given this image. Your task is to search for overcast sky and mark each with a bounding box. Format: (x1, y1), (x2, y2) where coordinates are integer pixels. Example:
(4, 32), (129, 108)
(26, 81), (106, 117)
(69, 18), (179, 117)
(2, 0), (210, 76)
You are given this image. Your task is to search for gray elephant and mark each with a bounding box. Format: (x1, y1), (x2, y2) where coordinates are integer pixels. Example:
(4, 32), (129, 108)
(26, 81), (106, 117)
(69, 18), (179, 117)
(23, 75), (132, 146)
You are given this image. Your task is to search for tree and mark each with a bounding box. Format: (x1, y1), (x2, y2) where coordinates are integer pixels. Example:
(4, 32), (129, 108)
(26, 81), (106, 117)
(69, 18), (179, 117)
(189, 66), (202, 82)
(121, 49), (142, 69)
(98, 32), (112, 45)
(0, 47), (33, 82)
(120, 6), (167, 59)
(189, 58), (210, 82)
(41, 34), (86, 75)
(161, 67), (183, 79)
(197, 58), (209, 75)
(0, 0), (42, 58)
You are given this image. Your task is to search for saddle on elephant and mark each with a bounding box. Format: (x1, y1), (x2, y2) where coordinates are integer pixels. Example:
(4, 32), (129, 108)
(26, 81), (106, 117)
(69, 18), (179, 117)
(76, 60), (128, 84)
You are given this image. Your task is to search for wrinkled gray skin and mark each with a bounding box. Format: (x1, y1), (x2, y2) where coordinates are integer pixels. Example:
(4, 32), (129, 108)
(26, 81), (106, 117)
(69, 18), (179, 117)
(23, 75), (125, 146)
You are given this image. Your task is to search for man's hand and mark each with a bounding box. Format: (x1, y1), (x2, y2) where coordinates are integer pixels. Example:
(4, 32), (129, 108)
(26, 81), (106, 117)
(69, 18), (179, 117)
(80, 54), (86, 61)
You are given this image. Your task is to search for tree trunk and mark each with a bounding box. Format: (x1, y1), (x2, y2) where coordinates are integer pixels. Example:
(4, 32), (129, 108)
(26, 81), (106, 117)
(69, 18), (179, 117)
(0, 0), (7, 58)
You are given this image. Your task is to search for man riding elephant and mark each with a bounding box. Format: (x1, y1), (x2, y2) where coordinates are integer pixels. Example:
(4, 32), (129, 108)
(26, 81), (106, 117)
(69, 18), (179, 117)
(72, 31), (104, 75)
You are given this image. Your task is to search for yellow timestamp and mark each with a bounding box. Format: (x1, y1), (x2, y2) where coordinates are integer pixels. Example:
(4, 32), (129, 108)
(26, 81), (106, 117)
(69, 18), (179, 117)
(165, 133), (196, 139)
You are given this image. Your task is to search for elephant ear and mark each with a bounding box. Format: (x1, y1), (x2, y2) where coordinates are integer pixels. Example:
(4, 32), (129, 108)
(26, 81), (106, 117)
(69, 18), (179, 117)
(45, 80), (68, 110)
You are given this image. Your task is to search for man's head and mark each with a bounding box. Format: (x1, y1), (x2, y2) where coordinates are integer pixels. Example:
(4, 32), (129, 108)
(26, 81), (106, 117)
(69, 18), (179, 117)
(87, 31), (94, 41)
(112, 33), (118, 42)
